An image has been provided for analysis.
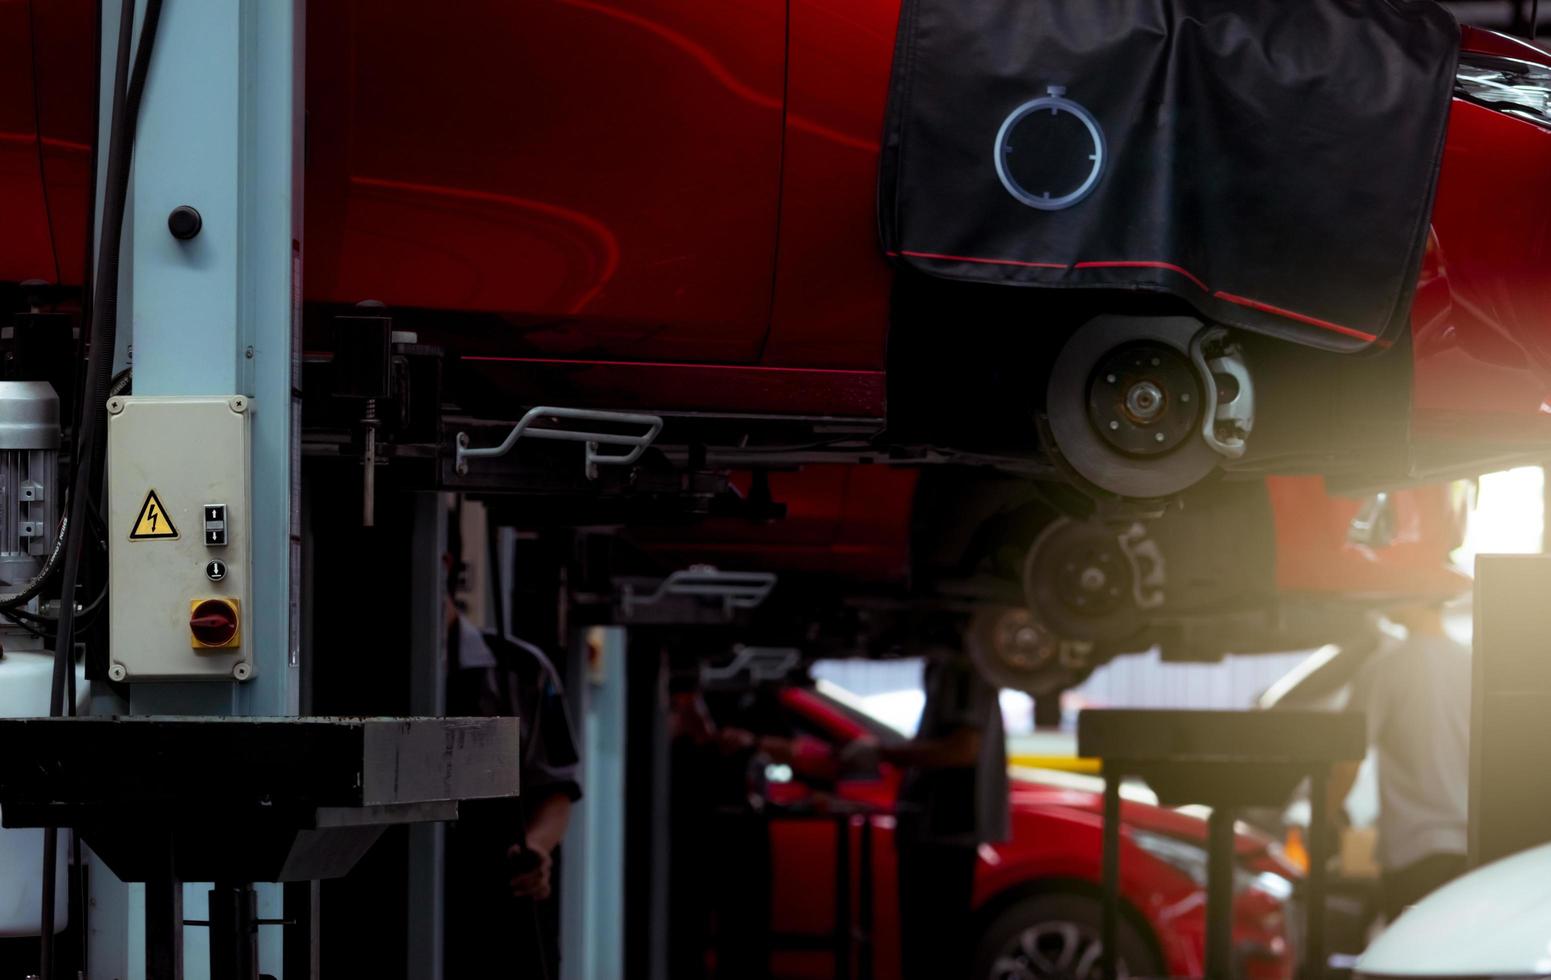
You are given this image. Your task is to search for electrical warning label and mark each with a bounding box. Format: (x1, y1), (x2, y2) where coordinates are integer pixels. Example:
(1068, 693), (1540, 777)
(130, 489), (179, 540)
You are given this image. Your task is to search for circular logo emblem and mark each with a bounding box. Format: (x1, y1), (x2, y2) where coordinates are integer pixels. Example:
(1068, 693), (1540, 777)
(994, 85), (1106, 211)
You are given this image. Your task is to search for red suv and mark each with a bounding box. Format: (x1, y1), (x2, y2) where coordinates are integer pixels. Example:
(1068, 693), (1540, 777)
(746, 683), (1301, 979)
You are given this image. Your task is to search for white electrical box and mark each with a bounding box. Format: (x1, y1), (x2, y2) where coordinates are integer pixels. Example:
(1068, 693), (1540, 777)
(108, 395), (253, 682)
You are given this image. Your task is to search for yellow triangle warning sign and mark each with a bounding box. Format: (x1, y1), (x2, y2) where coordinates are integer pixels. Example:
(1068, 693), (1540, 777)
(129, 489), (179, 540)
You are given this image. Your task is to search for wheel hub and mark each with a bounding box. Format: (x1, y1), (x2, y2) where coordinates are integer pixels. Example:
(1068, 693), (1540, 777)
(1053, 542), (1126, 618)
(965, 606), (1077, 697)
(1123, 380), (1164, 421)
(991, 608), (1059, 672)
(1087, 342), (1201, 457)
(1023, 518), (1143, 645)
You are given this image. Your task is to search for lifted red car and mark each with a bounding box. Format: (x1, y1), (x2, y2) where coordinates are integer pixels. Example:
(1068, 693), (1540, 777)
(7, 8), (1551, 503)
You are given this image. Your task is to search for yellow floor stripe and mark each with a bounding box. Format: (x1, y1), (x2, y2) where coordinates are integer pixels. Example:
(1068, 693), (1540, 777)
(1008, 754), (1101, 774)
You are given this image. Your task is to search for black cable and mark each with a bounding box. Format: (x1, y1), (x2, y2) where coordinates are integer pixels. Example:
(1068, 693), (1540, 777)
(1534, 0), (1542, 42)
(6, 605), (51, 627)
(41, 1), (160, 975)
(0, 609), (48, 638)
(0, 509), (68, 612)
(50, 0), (161, 715)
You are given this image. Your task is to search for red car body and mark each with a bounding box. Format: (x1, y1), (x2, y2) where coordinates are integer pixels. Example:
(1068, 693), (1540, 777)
(763, 684), (1299, 979)
(10, 8), (1551, 449)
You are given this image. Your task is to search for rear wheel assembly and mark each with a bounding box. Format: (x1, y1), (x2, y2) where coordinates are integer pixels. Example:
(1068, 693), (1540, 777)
(1021, 517), (1158, 646)
(966, 604), (1072, 696)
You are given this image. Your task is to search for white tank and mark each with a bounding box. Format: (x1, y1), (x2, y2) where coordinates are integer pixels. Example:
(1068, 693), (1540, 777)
(1356, 842), (1551, 977)
(0, 651), (85, 937)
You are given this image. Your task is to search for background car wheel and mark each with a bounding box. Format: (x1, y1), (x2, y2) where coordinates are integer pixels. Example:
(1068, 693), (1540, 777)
(971, 892), (1162, 980)
(1020, 518), (1151, 645)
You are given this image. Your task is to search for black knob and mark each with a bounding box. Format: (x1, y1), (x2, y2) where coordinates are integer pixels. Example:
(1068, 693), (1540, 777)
(167, 206), (203, 241)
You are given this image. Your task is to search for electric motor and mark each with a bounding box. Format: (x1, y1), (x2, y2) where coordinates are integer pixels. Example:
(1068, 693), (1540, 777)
(0, 381), (59, 648)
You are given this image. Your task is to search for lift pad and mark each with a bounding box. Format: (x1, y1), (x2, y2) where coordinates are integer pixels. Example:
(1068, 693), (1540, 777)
(0, 716), (519, 882)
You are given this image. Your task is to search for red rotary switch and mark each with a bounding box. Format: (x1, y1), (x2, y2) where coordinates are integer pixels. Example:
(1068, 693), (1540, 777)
(189, 598), (240, 649)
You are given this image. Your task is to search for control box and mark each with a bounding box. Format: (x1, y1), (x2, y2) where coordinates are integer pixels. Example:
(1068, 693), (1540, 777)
(108, 396), (253, 682)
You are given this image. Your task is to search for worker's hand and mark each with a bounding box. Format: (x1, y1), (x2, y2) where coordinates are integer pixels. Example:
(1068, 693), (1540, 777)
(790, 737), (840, 783)
(508, 842), (554, 901)
(717, 726), (757, 755)
(837, 735), (882, 776)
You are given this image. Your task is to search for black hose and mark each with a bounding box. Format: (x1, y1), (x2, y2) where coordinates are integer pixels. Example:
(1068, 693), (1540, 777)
(24, 0), (63, 288)
(40, 0), (161, 975)
(49, 0), (161, 712)
(0, 509), (68, 611)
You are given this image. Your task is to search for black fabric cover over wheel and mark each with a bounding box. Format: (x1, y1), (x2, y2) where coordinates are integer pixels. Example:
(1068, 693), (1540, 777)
(878, 0), (1458, 353)
(972, 891), (1162, 980)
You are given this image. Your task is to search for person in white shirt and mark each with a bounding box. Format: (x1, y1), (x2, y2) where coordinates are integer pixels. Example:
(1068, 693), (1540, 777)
(1329, 602), (1469, 922)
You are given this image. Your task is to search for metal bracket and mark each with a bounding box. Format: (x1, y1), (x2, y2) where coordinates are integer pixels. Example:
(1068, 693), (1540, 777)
(700, 645), (801, 687)
(1116, 522), (1166, 610)
(455, 406), (663, 478)
(619, 566), (777, 619)
(1348, 492), (1396, 548)
(1189, 327), (1255, 460)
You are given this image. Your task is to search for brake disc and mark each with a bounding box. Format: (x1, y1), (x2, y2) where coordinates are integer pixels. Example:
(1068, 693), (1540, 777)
(1043, 314), (1221, 498)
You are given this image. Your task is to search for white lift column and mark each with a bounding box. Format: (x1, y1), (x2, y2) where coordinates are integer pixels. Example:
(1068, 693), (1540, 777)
(89, 0), (302, 976)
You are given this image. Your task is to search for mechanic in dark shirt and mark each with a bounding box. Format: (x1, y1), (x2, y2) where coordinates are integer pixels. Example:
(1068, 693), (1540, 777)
(844, 651), (1009, 980)
(444, 606), (582, 979)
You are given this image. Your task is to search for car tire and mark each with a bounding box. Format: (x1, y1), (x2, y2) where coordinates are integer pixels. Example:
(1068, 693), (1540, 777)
(970, 891), (1163, 980)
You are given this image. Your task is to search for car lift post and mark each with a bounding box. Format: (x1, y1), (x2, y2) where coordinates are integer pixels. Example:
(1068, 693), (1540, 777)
(88, 0), (303, 975)
(1470, 554), (1551, 867)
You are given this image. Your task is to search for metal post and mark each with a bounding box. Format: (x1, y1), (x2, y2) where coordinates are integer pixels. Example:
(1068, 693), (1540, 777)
(207, 883), (257, 980)
(145, 875), (183, 980)
(1306, 768), (1330, 980)
(857, 816), (874, 980)
(834, 815), (852, 980)
(125, 0), (303, 721)
(560, 626), (627, 980)
(281, 882), (318, 980)
(1205, 807), (1236, 980)
(1100, 767), (1121, 980)
(406, 493), (448, 980)
(90, 0), (304, 971)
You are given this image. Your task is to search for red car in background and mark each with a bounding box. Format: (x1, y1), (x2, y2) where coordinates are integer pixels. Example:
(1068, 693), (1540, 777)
(747, 682), (1301, 980)
(9, 7), (1551, 501)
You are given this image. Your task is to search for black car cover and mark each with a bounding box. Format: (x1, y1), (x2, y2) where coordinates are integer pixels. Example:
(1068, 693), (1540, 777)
(878, 0), (1458, 353)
